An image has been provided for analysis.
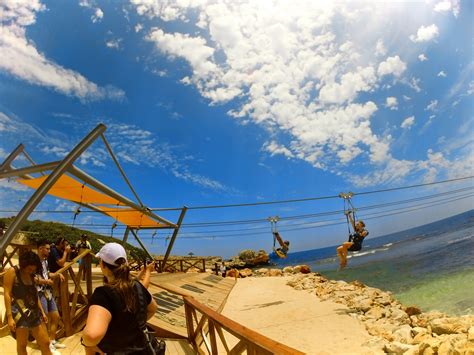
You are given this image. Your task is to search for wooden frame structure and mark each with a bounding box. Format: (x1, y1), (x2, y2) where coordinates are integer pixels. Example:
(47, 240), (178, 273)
(183, 296), (304, 354)
(0, 123), (186, 272)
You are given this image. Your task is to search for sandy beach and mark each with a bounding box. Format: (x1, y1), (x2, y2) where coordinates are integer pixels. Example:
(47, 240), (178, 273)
(221, 276), (375, 354)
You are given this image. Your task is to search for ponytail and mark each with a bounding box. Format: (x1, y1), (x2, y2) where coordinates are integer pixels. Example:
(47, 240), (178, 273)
(103, 258), (136, 312)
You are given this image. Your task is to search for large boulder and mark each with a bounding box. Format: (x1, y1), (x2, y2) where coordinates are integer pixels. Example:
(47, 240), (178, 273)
(268, 268), (283, 277)
(299, 265), (311, 274)
(430, 317), (470, 335)
(239, 268), (253, 278)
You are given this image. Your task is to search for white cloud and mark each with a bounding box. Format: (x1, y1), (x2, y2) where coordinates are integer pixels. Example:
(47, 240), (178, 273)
(106, 39), (122, 50)
(410, 24), (439, 43)
(425, 100), (438, 111)
(437, 71), (447, 77)
(401, 116), (415, 129)
(406, 77), (422, 92)
(91, 8), (104, 23)
(0, 1), (124, 101)
(377, 56), (407, 77)
(135, 24), (143, 33)
(375, 39), (386, 57)
(385, 97), (398, 110)
(468, 81), (474, 95)
(418, 54), (428, 61)
(263, 141), (294, 159)
(132, 1), (462, 185)
(434, 0), (460, 17)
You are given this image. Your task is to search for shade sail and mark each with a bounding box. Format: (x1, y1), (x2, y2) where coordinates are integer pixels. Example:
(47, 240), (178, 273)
(95, 206), (166, 229)
(18, 175), (123, 205)
(17, 174), (167, 228)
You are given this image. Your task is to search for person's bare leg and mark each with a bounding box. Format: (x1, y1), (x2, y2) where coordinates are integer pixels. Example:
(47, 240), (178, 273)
(337, 245), (345, 265)
(15, 328), (29, 355)
(338, 242), (353, 269)
(31, 324), (52, 355)
(48, 311), (59, 341)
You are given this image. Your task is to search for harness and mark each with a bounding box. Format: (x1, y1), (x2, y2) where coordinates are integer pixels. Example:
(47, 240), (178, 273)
(12, 266), (39, 323)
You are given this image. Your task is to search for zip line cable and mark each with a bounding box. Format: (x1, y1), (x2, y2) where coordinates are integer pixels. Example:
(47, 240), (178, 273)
(51, 190), (473, 238)
(150, 175), (473, 211)
(0, 176), (472, 214)
(139, 192), (474, 239)
(36, 185), (472, 231)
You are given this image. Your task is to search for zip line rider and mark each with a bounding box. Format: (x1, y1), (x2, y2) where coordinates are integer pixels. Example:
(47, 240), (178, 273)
(269, 216), (290, 258)
(337, 193), (369, 269)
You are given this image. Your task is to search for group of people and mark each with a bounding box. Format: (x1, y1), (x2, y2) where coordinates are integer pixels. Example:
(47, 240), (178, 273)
(3, 237), (72, 355)
(3, 234), (159, 355)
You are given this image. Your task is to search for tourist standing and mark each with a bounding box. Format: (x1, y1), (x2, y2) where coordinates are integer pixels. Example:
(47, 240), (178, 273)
(48, 237), (70, 273)
(75, 234), (92, 280)
(220, 261), (226, 277)
(35, 240), (66, 352)
(82, 243), (158, 354)
(3, 250), (54, 355)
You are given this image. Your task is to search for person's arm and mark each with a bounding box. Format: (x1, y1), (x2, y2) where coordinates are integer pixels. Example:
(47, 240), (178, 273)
(34, 274), (54, 287)
(82, 305), (112, 347)
(273, 232), (285, 248)
(146, 297), (158, 320)
(37, 294), (48, 323)
(55, 246), (70, 267)
(347, 211), (356, 230)
(3, 268), (16, 332)
(49, 272), (65, 282)
(139, 262), (155, 289)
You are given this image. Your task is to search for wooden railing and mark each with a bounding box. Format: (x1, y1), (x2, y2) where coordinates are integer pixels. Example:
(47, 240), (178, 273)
(182, 296), (303, 355)
(1, 243), (34, 272)
(156, 257), (207, 273)
(54, 249), (93, 337)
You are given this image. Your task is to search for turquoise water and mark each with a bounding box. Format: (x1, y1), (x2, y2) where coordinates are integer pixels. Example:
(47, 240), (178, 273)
(273, 211), (474, 316)
(395, 269), (474, 316)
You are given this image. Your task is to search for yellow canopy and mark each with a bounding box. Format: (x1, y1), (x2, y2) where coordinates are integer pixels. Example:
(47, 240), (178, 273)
(95, 206), (165, 229)
(17, 174), (166, 228)
(18, 175), (123, 205)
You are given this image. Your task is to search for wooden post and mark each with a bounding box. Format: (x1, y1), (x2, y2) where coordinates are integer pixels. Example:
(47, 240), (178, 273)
(202, 259), (206, 273)
(180, 259), (183, 272)
(184, 300), (195, 343)
(208, 319), (218, 355)
(59, 271), (72, 336)
(85, 253), (92, 297)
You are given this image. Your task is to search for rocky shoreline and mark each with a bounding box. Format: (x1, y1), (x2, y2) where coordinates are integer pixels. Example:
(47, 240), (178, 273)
(233, 265), (474, 355)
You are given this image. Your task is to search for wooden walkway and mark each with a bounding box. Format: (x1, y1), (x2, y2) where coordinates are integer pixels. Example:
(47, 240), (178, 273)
(0, 271), (235, 354)
(147, 272), (236, 338)
(0, 333), (195, 354)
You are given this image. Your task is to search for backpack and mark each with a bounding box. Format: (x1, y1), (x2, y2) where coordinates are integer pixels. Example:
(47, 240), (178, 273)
(135, 282), (166, 355)
(113, 282), (165, 355)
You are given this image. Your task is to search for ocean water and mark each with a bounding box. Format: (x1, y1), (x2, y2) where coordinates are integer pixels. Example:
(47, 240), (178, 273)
(271, 210), (474, 316)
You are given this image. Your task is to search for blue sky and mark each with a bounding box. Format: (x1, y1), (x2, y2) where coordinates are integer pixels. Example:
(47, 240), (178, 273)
(0, 0), (472, 258)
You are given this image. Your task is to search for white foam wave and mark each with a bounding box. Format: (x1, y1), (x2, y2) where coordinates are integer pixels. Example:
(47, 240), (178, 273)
(446, 235), (473, 245)
(348, 247), (389, 259)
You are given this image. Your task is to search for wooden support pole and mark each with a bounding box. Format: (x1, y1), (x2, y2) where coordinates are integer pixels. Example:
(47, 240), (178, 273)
(60, 271), (72, 336)
(85, 253), (92, 297)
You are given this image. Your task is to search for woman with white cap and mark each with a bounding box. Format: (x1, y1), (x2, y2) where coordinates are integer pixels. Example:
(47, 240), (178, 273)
(81, 243), (158, 354)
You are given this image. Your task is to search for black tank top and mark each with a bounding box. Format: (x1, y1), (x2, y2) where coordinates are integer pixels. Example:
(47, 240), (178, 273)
(13, 266), (39, 310)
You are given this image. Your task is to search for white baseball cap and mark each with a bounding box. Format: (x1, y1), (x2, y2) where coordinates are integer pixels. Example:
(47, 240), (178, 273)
(96, 242), (128, 266)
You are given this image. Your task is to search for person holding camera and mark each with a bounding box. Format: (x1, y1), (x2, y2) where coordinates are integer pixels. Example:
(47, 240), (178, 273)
(82, 243), (160, 354)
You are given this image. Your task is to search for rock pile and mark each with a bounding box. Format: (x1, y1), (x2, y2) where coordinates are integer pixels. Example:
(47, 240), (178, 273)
(286, 273), (474, 355)
(226, 249), (270, 269)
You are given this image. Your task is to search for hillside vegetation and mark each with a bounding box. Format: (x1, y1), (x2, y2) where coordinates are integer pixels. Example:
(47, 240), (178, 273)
(0, 217), (148, 262)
